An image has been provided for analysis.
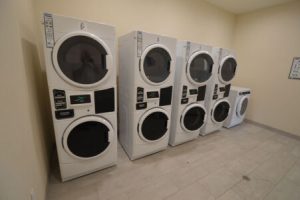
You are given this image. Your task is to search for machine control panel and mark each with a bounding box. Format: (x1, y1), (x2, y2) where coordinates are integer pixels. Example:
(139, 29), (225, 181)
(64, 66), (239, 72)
(223, 84), (231, 98)
(182, 85), (187, 98)
(189, 89), (198, 95)
(181, 85), (188, 104)
(136, 86), (172, 110)
(53, 89), (66, 110)
(239, 91), (251, 95)
(147, 91), (159, 99)
(181, 98), (189, 104)
(159, 86), (172, 106)
(181, 85), (206, 104)
(136, 102), (147, 110)
(70, 94), (91, 105)
(55, 109), (74, 120)
(212, 84), (218, 100)
(212, 84), (231, 99)
(197, 85), (206, 101)
(137, 87), (144, 102)
(219, 87), (226, 92)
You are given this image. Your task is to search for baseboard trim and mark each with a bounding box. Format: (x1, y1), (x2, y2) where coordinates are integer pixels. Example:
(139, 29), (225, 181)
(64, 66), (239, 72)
(245, 119), (300, 141)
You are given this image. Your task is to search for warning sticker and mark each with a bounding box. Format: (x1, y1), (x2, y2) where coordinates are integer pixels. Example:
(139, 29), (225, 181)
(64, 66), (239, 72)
(44, 13), (54, 48)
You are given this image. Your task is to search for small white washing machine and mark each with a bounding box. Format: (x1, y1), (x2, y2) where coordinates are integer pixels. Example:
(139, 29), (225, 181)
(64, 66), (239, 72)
(169, 41), (217, 146)
(118, 31), (176, 160)
(42, 13), (117, 181)
(200, 48), (237, 136)
(224, 87), (251, 128)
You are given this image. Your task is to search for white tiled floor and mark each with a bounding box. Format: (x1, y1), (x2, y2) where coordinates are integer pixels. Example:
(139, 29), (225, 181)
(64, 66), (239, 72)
(47, 122), (300, 200)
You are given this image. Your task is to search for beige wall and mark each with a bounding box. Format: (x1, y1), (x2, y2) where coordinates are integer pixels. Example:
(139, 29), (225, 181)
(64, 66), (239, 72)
(0, 0), (52, 199)
(34, 0), (236, 51)
(3, 0), (300, 199)
(233, 0), (300, 136)
(0, 0), (235, 199)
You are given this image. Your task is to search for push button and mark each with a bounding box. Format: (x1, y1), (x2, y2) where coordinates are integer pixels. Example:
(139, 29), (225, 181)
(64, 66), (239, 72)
(137, 87), (144, 103)
(55, 102), (66, 109)
(181, 98), (189, 104)
(136, 102), (147, 110)
(189, 89), (198, 95)
(55, 109), (74, 119)
(182, 85), (187, 98)
(53, 90), (67, 109)
(53, 89), (65, 98)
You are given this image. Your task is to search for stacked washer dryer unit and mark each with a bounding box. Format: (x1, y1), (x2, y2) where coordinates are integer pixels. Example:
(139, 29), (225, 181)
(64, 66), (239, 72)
(200, 48), (237, 136)
(223, 87), (251, 128)
(119, 31), (176, 160)
(169, 41), (216, 146)
(42, 13), (117, 181)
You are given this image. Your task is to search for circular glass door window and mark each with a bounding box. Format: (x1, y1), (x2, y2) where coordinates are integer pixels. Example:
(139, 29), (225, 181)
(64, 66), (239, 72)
(239, 98), (248, 116)
(213, 101), (230, 123)
(57, 35), (108, 85)
(66, 121), (110, 158)
(220, 57), (237, 82)
(141, 111), (168, 141)
(183, 106), (206, 131)
(143, 47), (171, 83)
(189, 53), (213, 83)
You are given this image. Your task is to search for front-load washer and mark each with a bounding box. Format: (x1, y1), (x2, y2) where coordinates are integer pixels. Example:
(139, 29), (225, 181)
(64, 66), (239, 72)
(118, 31), (176, 160)
(42, 13), (117, 181)
(200, 48), (237, 136)
(224, 87), (251, 128)
(169, 41), (217, 146)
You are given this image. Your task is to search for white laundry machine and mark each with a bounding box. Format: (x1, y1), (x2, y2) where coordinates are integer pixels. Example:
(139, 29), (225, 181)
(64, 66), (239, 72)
(42, 13), (117, 181)
(224, 87), (251, 128)
(200, 48), (237, 135)
(169, 41), (217, 146)
(118, 31), (176, 160)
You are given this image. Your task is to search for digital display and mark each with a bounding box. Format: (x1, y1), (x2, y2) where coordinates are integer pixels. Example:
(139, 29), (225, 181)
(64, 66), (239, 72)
(147, 91), (159, 99)
(189, 89), (198, 95)
(240, 91), (251, 95)
(70, 94), (91, 104)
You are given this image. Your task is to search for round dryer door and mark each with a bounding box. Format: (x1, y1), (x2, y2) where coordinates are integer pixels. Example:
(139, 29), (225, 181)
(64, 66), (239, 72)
(219, 56), (237, 84)
(187, 52), (214, 85)
(140, 44), (172, 85)
(52, 32), (112, 88)
(138, 108), (169, 142)
(236, 96), (249, 118)
(181, 104), (206, 133)
(63, 116), (114, 159)
(212, 100), (231, 123)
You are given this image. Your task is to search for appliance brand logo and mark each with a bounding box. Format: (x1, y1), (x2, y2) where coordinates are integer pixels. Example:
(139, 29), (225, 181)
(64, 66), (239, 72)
(80, 22), (86, 30)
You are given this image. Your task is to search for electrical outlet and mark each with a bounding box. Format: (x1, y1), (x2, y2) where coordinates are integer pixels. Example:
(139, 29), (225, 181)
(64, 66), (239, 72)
(30, 188), (35, 200)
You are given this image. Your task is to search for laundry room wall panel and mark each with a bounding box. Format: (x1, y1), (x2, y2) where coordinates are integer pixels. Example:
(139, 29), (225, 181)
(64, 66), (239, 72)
(233, 0), (300, 136)
(0, 0), (52, 199)
(34, 0), (236, 55)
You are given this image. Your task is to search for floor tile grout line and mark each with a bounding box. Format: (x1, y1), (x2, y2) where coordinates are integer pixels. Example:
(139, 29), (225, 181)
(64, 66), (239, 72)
(48, 123), (300, 200)
(173, 127), (271, 199)
(214, 129), (290, 199)
(125, 126), (277, 200)
(161, 128), (260, 200)
(262, 158), (299, 200)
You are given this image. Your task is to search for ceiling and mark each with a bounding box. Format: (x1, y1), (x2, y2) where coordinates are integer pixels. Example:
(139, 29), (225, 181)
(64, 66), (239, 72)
(205, 0), (296, 14)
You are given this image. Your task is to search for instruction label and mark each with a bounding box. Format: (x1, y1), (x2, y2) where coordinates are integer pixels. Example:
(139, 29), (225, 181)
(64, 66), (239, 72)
(289, 57), (300, 79)
(137, 31), (143, 57)
(44, 13), (54, 48)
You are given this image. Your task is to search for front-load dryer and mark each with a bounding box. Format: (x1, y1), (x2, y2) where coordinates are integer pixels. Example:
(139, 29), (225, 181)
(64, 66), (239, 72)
(118, 31), (176, 160)
(200, 48), (237, 136)
(169, 41), (217, 146)
(224, 87), (251, 128)
(42, 13), (117, 181)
